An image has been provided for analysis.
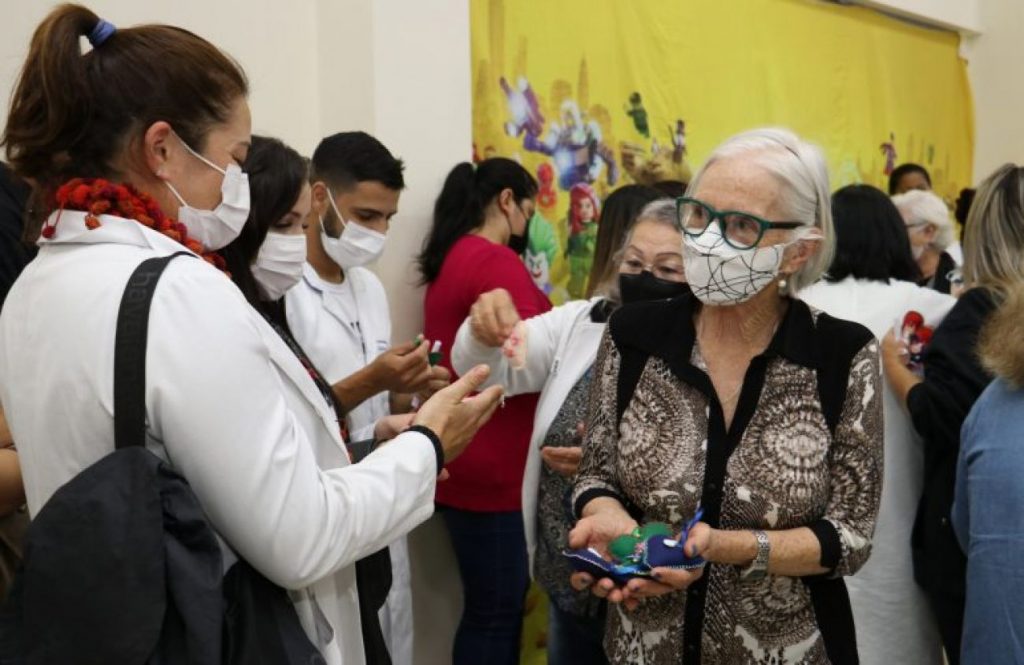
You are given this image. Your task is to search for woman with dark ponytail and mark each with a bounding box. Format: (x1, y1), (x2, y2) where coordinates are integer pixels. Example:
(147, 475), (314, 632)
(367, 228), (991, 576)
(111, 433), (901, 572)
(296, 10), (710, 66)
(0, 6), (502, 664)
(420, 157), (551, 665)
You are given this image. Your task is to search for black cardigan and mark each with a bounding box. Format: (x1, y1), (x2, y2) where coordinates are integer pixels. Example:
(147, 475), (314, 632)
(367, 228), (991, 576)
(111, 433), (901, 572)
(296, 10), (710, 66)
(906, 287), (997, 598)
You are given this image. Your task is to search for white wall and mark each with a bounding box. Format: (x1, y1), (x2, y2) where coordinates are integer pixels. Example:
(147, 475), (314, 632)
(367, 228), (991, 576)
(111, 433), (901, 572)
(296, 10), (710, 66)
(0, 0), (322, 153)
(856, 0), (981, 33)
(965, 0), (1024, 181)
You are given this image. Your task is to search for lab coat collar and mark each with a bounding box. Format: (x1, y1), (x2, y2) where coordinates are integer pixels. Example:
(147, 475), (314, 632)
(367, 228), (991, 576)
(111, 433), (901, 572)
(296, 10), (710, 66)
(38, 210), (199, 257)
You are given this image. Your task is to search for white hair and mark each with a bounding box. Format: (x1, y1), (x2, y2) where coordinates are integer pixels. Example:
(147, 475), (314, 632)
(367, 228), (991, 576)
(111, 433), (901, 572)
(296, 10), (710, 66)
(891, 189), (954, 250)
(685, 127), (834, 294)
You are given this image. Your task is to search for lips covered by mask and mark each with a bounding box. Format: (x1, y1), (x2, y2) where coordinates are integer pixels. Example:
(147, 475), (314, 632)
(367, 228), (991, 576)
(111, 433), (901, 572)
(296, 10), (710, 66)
(163, 133), (251, 251)
(618, 271), (690, 304)
(320, 192), (387, 269)
(252, 231), (306, 301)
(683, 223), (815, 306)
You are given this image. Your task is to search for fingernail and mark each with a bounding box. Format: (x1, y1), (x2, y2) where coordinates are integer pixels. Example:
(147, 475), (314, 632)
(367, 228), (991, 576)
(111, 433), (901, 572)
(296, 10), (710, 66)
(651, 570), (661, 580)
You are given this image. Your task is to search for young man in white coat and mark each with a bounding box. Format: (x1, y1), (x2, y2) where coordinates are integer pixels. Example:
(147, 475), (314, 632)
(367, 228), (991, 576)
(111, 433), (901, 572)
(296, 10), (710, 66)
(286, 132), (447, 665)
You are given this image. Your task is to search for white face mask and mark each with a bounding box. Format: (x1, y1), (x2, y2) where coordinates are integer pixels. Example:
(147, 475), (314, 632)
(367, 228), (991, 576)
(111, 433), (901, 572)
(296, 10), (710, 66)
(164, 134), (251, 251)
(252, 231), (307, 301)
(683, 223), (813, 306)
(320, 192), (387, 269)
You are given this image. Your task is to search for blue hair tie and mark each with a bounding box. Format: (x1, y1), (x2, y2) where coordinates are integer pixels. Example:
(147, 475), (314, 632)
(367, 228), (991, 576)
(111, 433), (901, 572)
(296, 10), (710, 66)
(87, 19), (116, 48)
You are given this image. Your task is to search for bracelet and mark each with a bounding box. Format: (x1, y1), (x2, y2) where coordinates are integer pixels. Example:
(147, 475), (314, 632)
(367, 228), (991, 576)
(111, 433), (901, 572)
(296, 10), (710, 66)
(406, 425), (444, 476)
(739, 529), (771, 582)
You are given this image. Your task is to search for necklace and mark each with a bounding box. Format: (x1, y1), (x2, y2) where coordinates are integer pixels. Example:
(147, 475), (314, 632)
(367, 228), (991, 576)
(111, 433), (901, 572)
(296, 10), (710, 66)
(47, 177), (228, 273)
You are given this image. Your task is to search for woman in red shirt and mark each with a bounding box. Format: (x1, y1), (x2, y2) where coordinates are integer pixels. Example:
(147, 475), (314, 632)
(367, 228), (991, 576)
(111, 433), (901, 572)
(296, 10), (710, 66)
(419, 158), (551, 665)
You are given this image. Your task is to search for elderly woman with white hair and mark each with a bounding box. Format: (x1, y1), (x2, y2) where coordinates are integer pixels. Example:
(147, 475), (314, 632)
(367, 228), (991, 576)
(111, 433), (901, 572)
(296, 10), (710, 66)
(893, 189), (958, 294)
(569, 128), (884, 665)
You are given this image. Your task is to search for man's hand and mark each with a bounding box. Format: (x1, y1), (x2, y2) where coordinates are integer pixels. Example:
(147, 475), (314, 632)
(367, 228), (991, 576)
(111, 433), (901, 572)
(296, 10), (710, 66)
(369, 339), (433, 394)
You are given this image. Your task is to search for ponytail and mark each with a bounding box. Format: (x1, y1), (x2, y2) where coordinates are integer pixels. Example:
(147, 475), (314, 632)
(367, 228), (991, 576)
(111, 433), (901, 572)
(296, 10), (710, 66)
(418, 157), (537, 283)
(4, 5), (98, 183)
(3, 3), (248, 236)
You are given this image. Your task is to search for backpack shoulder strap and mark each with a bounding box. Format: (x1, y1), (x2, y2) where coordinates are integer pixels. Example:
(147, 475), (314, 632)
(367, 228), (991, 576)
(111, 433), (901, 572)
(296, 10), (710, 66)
(814, 312), (874, 436)
(114, 252), (192, 450)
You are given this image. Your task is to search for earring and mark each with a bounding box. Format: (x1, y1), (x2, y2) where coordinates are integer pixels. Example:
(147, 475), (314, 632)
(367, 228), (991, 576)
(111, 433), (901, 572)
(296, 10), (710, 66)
(778, 275), (789, 293)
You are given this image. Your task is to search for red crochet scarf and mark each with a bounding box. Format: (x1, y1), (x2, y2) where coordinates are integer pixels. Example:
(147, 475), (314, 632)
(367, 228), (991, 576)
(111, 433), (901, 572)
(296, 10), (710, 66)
(46, 178), (227, 272)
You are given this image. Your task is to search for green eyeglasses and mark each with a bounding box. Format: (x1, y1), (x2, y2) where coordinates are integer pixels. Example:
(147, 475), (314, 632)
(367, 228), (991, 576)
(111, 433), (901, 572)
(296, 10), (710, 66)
(677, 197), (803, 250)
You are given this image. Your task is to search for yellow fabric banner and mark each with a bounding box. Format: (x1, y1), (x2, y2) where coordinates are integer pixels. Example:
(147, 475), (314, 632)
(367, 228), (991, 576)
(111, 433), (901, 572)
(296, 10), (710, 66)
(472, 0), (973, 306)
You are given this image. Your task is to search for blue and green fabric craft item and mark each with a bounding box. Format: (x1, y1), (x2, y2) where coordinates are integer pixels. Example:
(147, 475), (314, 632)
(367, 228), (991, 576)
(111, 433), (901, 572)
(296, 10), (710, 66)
(563, 508), (705, 585)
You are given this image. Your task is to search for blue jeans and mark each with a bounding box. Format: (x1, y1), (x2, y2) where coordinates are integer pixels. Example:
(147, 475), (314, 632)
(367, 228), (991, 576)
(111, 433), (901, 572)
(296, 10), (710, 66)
(547, 602), (608, 665)
(440, 507), (529, 665)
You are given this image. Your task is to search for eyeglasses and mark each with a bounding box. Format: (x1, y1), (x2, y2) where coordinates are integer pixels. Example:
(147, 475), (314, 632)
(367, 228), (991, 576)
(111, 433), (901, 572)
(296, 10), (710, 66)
(677, 197), (803, 250)
(619, 255), (685, 281)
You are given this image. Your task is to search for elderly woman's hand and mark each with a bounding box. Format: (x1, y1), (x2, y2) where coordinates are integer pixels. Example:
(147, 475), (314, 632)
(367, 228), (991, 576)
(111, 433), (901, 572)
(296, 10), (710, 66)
(469, 288), (521, 347)
(568, 498), (639, 603)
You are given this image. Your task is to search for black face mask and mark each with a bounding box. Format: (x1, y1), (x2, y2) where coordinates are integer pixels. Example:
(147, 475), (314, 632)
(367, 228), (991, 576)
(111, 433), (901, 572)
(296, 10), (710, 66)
(618, 271), (689, 304)
(507, 209), (530, 256)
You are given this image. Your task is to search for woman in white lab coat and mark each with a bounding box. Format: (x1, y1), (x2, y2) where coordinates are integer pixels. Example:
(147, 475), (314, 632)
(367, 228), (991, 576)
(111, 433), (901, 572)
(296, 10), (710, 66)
(0, 7), (500, 665)
(221, 134), (408, 662)
(800, 184), (954, 665)
(451, 195), (686, 665)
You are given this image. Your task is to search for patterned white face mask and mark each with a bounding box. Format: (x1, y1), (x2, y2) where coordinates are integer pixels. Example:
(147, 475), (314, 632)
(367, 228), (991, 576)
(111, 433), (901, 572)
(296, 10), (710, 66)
(683, 223), (817, 306)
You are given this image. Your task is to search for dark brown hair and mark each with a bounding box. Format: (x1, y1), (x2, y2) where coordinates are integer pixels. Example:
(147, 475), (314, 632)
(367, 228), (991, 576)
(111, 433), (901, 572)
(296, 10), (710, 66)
(2, 4), (248, 232)
(417, 158), (537, 284)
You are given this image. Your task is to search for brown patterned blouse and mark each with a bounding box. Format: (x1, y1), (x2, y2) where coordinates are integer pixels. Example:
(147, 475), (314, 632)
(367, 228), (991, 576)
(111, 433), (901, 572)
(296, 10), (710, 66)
(573, 295), (883, 665)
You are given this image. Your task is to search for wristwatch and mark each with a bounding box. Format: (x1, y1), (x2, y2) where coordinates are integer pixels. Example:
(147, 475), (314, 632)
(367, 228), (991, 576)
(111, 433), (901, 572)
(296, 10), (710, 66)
(740, 530), (770, 582)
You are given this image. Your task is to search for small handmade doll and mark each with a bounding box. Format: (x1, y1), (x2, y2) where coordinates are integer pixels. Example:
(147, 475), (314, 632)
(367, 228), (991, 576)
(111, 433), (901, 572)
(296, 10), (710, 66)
(563, 509), (706, 585)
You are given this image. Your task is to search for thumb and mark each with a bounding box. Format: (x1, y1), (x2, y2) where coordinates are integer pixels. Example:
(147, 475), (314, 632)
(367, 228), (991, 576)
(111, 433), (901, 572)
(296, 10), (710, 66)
(442, 364), (492, 402)
(568, 520), (592, 549)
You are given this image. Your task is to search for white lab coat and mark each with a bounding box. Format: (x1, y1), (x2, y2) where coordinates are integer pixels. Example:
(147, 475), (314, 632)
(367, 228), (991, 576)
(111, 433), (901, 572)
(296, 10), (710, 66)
(450, 297), (606, 573)
(286, 264), (391, 442)
(285, 262), (412, 665)
(0, 211), (438, 665)
(800, 276), (955, 665)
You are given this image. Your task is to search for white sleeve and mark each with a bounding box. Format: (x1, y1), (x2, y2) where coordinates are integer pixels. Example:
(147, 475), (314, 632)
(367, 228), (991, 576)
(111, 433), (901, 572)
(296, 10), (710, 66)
(146, 263), (436, 590)
(450, 301), (587, 397)
(917, 287), (957, 326)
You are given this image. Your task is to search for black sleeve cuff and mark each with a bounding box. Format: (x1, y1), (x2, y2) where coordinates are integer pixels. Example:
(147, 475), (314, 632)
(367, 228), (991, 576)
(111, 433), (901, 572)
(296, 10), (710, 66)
(407, 425), (444, 476)
(808, 519), (842, 571)
(573, 488), (625, 520)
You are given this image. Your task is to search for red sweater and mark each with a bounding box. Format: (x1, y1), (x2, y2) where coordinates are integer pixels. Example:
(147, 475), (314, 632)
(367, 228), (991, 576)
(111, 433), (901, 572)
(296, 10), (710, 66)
(424, 235), (552, 512)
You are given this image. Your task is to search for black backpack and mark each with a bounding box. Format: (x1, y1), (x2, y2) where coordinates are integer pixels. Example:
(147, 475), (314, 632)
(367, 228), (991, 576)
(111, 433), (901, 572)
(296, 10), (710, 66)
(0, 254), (324, 665)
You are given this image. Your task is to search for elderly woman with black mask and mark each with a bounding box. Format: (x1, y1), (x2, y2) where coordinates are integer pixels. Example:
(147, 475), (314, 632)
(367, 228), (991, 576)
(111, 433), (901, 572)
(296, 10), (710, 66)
(451, 190), (682, 665)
